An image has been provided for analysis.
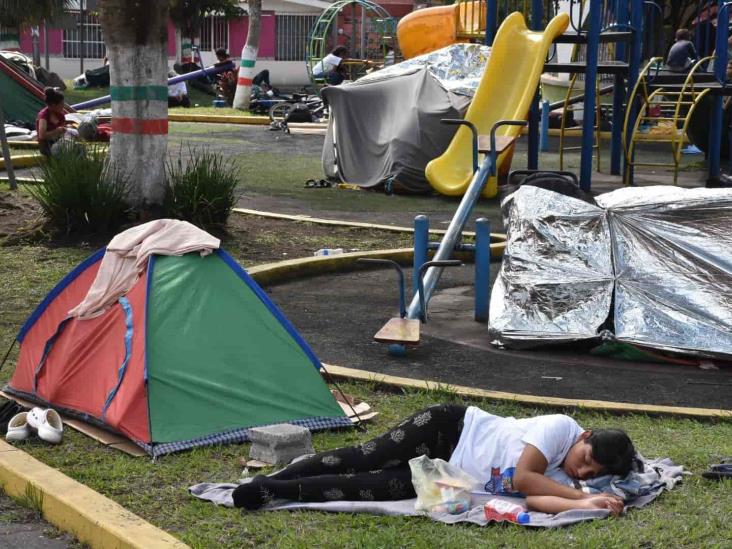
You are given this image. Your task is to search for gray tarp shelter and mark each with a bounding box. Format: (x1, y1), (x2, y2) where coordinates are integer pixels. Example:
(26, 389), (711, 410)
(321, 44), (489, 193)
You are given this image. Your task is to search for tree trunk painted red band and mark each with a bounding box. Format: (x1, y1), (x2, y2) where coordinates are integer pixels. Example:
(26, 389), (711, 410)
(111, 118), (169, 135)
(237, 77), (253, 86)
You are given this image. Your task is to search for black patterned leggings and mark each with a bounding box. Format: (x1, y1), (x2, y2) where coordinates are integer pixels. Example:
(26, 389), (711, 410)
(232, 403), (467, 509)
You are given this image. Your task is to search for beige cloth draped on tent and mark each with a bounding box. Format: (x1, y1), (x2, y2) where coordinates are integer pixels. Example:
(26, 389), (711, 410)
(68, 219), (220, 319)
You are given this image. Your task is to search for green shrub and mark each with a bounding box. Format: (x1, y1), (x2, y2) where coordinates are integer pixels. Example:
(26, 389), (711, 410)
(29, 144), (130, 235)
(164, 146), (239, 229)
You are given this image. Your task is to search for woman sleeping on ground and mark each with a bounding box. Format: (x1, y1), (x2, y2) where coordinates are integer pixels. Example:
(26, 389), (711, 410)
(233, 403), (636, 516)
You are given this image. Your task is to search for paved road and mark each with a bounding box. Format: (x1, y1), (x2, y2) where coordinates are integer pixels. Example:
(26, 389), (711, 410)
(0, 493), (75, 548)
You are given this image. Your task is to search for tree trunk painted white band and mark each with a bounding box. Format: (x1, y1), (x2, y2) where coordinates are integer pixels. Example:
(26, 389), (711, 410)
(107, 44), (168, 207)
(233, 45), (258, 110)
(182, 39), (192, 63)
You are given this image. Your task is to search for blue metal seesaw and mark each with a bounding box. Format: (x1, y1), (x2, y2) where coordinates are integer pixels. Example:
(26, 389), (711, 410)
(368, 119), (527, 356)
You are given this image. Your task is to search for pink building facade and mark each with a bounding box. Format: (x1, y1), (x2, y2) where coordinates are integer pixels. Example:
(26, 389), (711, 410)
(14, 1), (414, 84)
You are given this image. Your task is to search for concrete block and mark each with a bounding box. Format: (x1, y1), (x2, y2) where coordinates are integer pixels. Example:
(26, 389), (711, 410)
(248, 424), (314, 465)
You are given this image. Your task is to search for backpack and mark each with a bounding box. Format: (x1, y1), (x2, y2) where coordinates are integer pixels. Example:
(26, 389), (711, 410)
(285, 103), (314, 124)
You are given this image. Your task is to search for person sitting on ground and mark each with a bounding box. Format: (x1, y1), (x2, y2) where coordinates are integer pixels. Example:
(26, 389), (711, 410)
(666, 28), (698, 73)
(312, 46), (350, 85)
(215, 47), (233, 66)
(36, 88), (69, 156)
(213, 48), (240, 104)
(167, 71), (191, 108)
(232, 403), (636, 516)
(251, 69), (277, 97)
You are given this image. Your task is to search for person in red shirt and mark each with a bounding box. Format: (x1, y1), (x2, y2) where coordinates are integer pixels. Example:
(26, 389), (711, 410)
(36, 88), (67, 156)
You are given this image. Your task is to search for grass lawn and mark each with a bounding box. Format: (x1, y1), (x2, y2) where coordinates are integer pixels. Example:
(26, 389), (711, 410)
(166, 122), (504, 220)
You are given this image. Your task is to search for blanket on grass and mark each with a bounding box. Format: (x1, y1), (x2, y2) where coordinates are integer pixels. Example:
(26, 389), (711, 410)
(189, 457), (685, 528)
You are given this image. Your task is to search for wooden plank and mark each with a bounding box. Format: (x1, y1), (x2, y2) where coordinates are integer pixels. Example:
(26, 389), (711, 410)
(108, 441), (149, 458)
(62, 418), (127, 445)
(286, 122), (329, 130)
(337, 400), (371, 417)
(477, 135), (517, 154)
(350, 411), (379, 423)
(288, 127), (327, 136)
(374, 317), (420, 344)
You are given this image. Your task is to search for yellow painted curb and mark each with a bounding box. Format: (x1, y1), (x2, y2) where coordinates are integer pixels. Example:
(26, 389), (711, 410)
(168, 113), (270, 125)
(248, 246), (502, 286)
(0, 154), (42, 171)
(322, 364), (732, 419)
(0, 177), (37, 185)
(0, 440), (188, 549)
(233, 208), (507, 258)
(249, 248), (414, 285)
(6, 141), (40, 150)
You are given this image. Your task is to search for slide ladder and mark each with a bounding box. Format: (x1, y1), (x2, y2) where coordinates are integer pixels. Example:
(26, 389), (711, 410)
(622, 56), (712, 185)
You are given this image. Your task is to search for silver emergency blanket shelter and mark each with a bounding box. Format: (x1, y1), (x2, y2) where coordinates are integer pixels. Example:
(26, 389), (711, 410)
(489, 186), (614, 346)
(321, 44), (490, 193)
(489, 185), (732, 358)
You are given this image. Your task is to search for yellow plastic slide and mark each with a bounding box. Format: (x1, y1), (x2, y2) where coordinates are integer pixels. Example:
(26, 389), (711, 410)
(425, 12), (569, 198)
(397, 2), (489, 60)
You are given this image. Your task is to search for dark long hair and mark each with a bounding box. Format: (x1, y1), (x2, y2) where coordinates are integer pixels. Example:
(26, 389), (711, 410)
(44, 87), (64, 106)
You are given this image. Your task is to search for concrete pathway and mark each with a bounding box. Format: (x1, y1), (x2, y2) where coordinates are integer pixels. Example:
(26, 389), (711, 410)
(0, 494), (74, 548)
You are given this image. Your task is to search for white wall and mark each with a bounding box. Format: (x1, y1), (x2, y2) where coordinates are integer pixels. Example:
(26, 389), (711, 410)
(45, 57), (103, 80)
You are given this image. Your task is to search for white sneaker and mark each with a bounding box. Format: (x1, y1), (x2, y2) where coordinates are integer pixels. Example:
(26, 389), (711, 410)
(27, 407), (63, 444)
(5, 412), (30, 442)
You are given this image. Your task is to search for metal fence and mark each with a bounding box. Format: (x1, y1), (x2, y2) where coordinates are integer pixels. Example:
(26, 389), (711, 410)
(63, 11), (106, 59)
(276, 14), (319, 61)
(200, 16), (229, 53)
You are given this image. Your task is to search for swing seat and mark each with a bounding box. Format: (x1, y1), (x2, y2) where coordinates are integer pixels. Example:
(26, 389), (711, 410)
(374, 317), (420, 345)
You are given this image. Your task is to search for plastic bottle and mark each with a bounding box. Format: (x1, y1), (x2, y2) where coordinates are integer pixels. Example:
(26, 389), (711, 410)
(483, 499), (531, 524)
(313, 248), (344, 256)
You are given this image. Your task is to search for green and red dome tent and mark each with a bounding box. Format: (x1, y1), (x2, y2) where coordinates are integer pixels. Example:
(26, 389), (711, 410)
(5, 248), (350, 457)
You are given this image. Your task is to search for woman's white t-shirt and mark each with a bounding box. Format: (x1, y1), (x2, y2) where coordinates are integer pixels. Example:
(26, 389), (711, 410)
(313, 53), (343, 76)
(448, 407), (583, 495)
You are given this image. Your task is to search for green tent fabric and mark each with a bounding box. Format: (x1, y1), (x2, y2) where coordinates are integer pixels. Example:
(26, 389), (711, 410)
(147, 253), (346, 443)
(0, 57), (45, 125)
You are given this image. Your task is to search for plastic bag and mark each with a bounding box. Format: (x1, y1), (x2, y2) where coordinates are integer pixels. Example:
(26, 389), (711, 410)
(408, 455), (479, 514)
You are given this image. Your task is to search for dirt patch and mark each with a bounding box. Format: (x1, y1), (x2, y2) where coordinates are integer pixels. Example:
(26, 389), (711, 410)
(0, 191), (43, 242)
(0, 197), (412, 262)
(220, 213), (413, 266)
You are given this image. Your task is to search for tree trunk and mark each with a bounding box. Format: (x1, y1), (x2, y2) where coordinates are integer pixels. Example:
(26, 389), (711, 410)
(99, 0), (169, 208)
(0, 94), (18, 190)
(181, 37), (193, 64)
(232, 0), (261, 111)
(31, 27), (41, 67)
